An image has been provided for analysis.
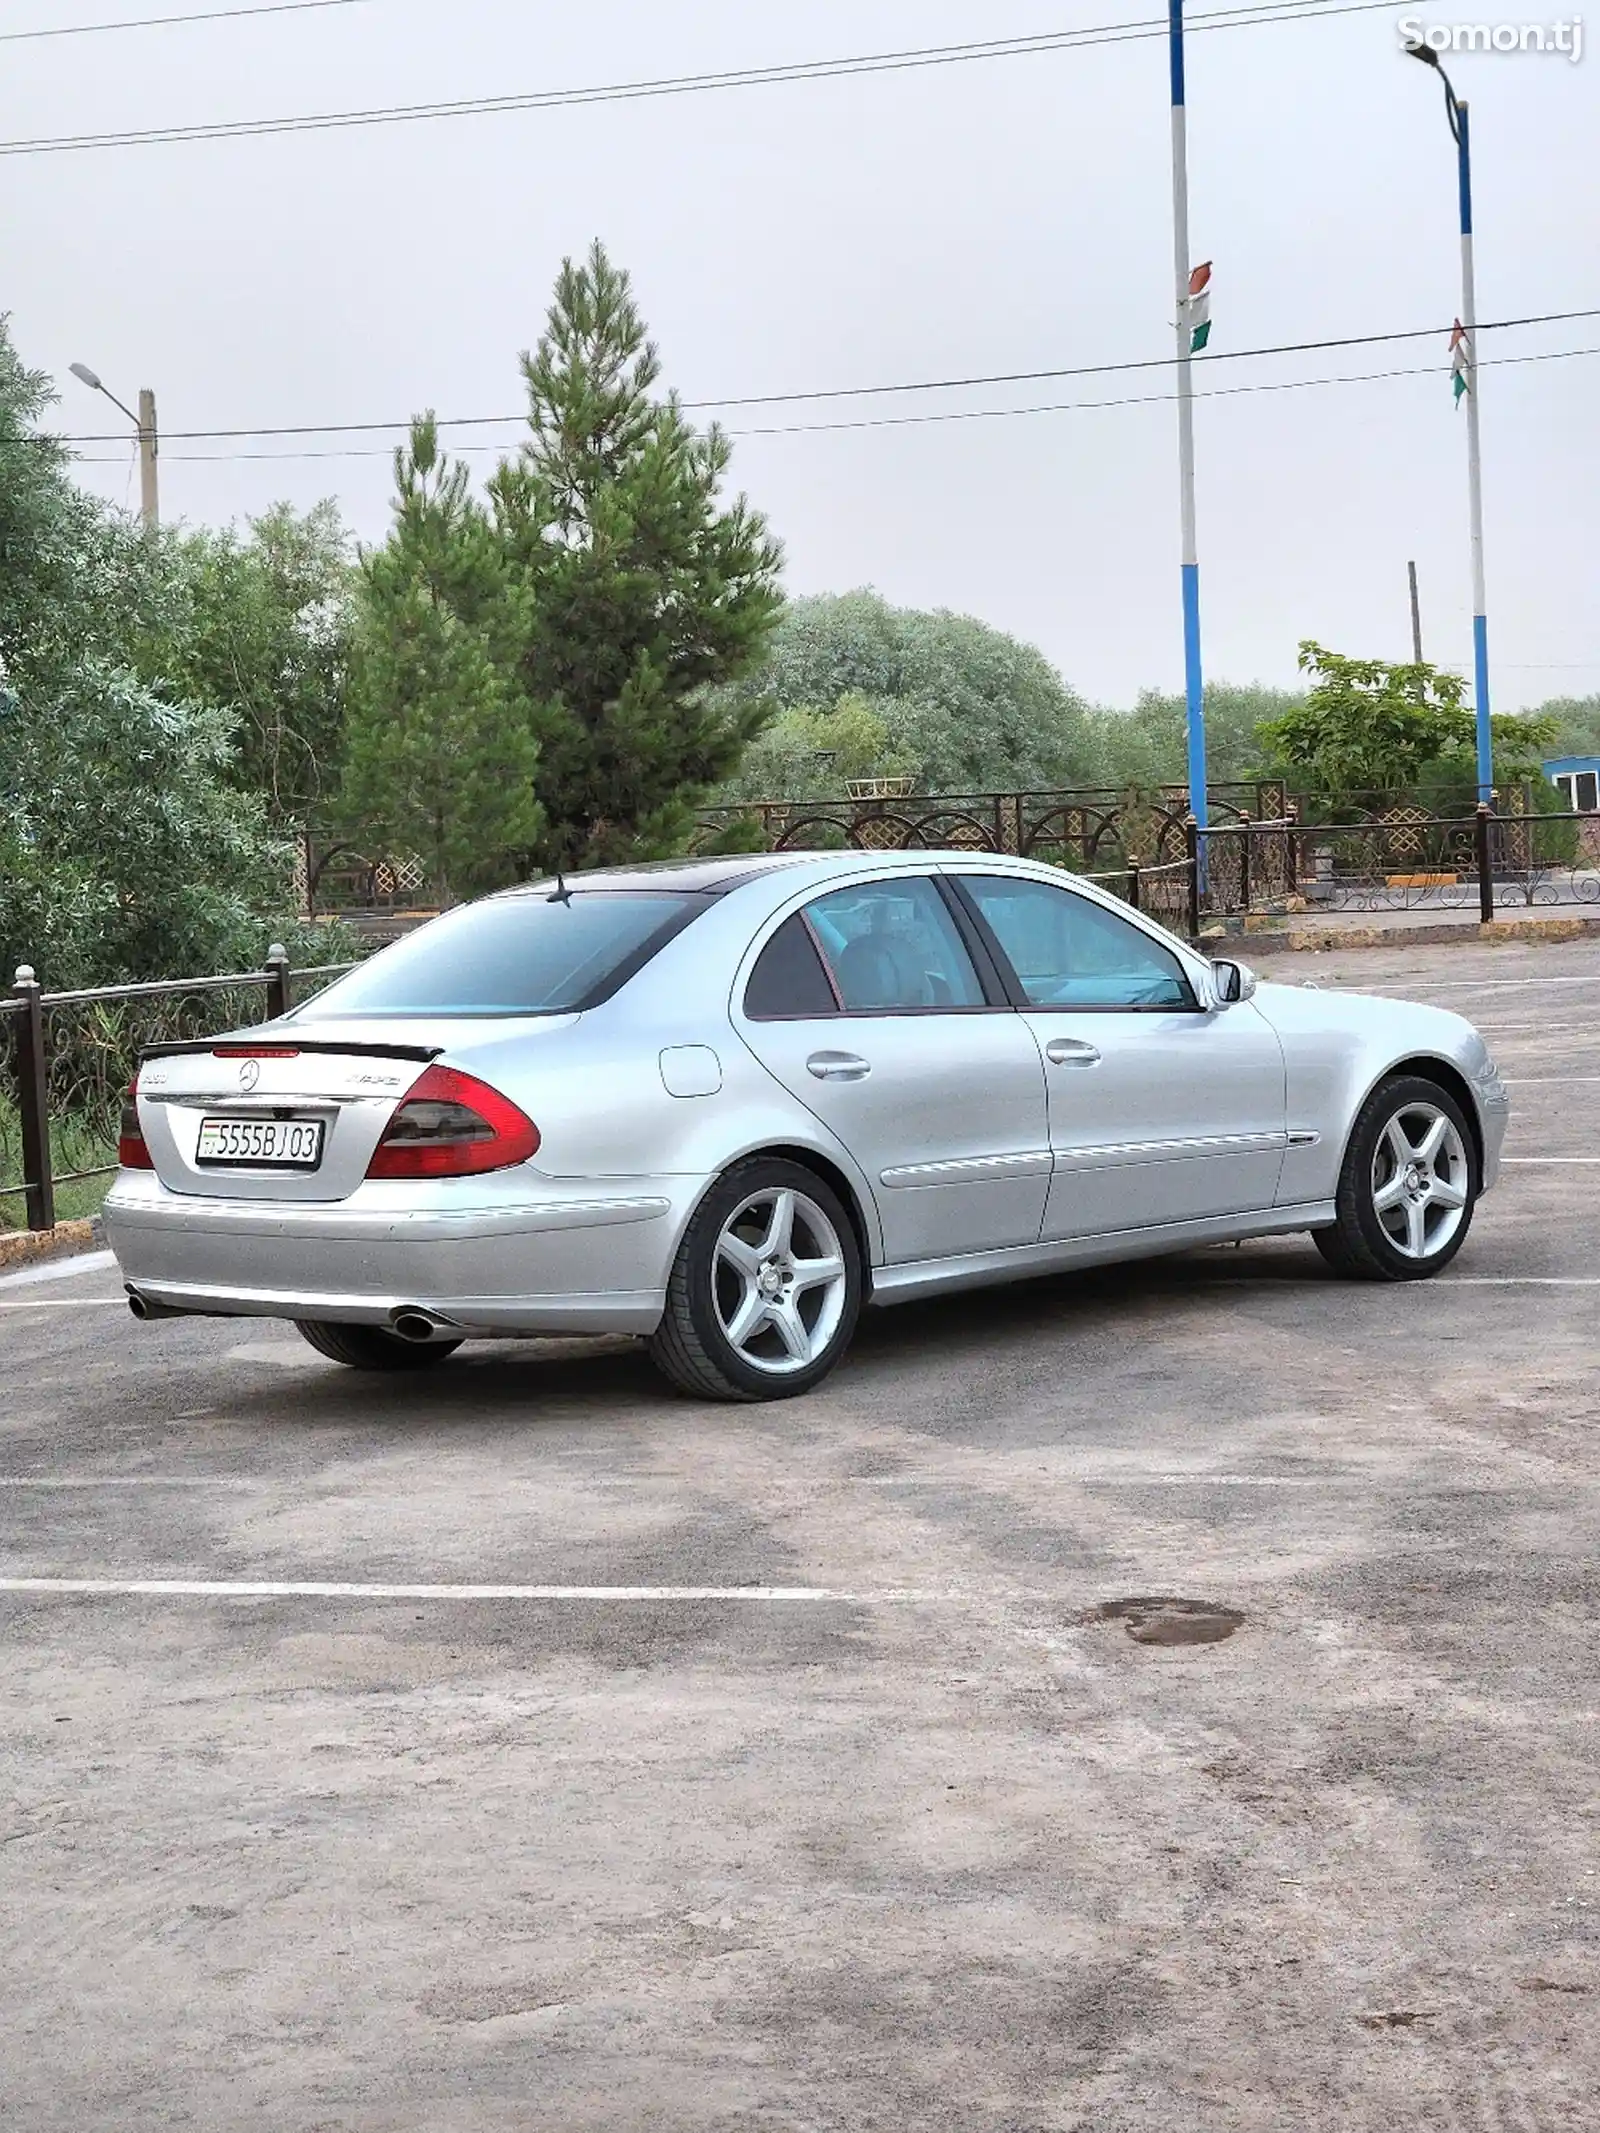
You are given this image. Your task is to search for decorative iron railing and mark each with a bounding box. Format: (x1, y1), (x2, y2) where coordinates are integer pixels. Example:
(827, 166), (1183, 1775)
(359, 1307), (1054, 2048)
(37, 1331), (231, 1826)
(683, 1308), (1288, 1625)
(1, 950), (354, 1233)
(692, 781), (1287, 872)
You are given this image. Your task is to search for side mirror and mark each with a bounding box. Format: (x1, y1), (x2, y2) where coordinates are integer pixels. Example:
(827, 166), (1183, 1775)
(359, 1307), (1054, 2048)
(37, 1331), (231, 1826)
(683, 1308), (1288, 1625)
(1210, 958), (1257, 1007)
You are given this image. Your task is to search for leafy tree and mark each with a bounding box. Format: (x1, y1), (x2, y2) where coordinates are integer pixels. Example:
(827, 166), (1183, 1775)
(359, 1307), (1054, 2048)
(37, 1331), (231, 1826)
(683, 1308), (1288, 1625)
(722, 690), (920, 801)
(144, 502), (356, 816)
(1084, 683), (1300, 792)
(1257, 642), (1555, 813)
(1, 664), (287, 987)
(715, 589), (1095, 794)
(0, 314), (296, 985)
(1, 328), (116, 687)
(1532, 693), (1600, 761)
(340, 419), (542, 904)
(486, 241), (784, 870)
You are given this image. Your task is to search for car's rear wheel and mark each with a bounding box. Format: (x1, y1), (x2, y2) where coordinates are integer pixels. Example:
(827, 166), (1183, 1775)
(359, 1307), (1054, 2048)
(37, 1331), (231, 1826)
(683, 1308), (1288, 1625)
(295, 1320), (463, 1370)
(1313, 1073), (1478, 1281)
(648, 1157), (862, 1401)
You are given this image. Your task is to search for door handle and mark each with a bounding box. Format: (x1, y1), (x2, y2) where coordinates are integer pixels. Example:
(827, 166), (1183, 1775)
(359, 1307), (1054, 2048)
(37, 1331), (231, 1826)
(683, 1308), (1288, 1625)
(806, 1051), (871, 1082)
(1045, 1038), (1101, 1067)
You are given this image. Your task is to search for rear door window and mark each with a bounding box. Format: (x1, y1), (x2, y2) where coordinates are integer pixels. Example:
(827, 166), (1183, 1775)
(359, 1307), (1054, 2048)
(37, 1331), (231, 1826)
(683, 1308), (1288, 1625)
(804, 879), (988, 1012)
(295, 893), (698, 1018)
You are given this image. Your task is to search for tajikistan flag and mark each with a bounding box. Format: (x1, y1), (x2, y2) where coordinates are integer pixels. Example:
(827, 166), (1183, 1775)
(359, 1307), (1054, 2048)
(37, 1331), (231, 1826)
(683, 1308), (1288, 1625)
(1185, 261), (1212, 353)
(1449, 318), (1471, 404)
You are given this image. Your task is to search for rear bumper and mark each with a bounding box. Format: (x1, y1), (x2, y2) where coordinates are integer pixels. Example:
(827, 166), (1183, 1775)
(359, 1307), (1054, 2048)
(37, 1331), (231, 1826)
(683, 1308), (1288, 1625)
(103, 1171), (696, 1335)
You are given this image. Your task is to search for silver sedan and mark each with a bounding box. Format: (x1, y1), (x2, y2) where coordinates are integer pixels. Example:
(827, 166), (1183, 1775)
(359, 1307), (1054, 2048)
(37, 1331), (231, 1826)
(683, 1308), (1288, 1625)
(106, 851), (1510, 1400)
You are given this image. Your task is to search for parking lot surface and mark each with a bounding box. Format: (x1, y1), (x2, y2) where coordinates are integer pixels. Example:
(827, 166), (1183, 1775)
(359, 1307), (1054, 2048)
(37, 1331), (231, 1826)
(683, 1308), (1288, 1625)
(3, 938), (1598, 2132)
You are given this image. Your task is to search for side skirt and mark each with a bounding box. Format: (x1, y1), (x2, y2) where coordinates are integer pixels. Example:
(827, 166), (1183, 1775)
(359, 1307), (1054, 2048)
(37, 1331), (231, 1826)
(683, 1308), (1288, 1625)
(867, 1202), (1338, 1308)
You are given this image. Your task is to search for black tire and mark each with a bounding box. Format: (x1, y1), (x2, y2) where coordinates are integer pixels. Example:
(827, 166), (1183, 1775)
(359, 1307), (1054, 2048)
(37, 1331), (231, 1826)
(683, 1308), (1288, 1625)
(1312, 1072), (1479, 1282)
(648, 1157), (863, 1402)
(294, 1319), (463, 1371)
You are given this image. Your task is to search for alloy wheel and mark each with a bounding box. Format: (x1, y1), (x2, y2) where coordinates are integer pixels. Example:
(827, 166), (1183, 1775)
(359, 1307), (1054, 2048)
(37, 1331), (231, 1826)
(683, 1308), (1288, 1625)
(712, 1186), (849, 1377)
(1370, 1101), (1470, 1262)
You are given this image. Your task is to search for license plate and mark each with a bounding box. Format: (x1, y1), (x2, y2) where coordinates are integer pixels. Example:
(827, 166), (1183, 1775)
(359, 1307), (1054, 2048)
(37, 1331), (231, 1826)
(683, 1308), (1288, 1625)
(196, 1116), (325, 1168)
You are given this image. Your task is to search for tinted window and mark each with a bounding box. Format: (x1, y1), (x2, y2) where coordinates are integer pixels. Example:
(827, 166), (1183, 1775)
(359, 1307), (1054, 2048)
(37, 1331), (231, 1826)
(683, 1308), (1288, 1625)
(805, 879), (986, 1012)
(295, 893), (695, 1018)
(744, 915), (838, 1019)
(961, 875), (1194, 1010)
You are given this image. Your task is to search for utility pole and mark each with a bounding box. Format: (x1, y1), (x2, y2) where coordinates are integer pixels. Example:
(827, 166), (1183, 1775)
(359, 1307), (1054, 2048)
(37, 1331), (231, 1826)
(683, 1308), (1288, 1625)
(137, 387), (159, 530)
(68, 361), (159, 531)
(1407, 44), (1492, 799)
(1167, 0), (1208, 837)
(1407, 558), (1424, 665)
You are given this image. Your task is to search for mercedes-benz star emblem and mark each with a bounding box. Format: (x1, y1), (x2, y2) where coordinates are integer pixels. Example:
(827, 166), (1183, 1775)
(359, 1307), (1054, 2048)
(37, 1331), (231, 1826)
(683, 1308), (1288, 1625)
(238, 1059), (261, 1092)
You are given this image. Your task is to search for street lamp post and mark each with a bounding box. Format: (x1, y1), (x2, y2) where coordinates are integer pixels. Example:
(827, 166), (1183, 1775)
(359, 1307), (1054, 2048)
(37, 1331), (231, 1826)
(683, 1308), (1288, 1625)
(1407, 46), (1492, 801)
(69, 361), (159, 530)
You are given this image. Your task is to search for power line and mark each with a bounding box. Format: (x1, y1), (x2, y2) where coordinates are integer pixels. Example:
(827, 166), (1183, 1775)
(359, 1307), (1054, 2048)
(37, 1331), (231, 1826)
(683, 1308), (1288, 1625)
(65, 341), (1600, 464)
(44, 308), (1600, 445)
(0, 0), (369, 42)
(0, 1), (1400, 156)
(730, 341), (1600, 440)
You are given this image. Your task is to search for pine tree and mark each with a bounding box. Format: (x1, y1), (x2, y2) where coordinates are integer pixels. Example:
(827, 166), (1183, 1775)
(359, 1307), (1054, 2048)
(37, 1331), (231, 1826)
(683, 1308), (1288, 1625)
(488, 242), (784, 871)
(341, 419), (541, 904)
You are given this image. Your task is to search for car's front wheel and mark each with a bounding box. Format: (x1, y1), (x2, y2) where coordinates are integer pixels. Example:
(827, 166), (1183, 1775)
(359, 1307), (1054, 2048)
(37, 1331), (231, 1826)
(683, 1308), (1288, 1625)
(648, 1158), (863, 1401)
(295, 1320), (463, 1370)
(1313, 1073), (1478, 1281)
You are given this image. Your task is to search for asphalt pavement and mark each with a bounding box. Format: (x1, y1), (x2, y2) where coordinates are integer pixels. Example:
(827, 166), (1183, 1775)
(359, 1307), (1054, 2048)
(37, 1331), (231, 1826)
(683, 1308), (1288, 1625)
(3, 937), (1598, 2132)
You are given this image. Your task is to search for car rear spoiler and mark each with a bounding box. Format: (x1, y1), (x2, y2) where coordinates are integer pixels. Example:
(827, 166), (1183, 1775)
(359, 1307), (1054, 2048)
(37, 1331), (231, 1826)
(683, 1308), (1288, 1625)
(139, 1038), (444, 1063)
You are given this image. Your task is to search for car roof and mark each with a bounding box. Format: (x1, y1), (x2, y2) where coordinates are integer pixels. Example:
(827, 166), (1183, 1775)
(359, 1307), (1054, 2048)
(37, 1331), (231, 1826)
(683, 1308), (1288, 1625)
(502, 853), (821, 898)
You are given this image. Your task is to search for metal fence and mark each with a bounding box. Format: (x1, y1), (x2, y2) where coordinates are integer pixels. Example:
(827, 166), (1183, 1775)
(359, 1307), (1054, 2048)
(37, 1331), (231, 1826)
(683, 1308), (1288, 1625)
(1, 948), (353, 1233)
(1198, 806), (1600, 920)
(692, 781), (1287, 873)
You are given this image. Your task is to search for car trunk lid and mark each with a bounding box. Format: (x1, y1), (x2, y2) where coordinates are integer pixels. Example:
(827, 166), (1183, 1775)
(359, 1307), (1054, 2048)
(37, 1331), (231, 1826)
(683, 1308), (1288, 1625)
(135, 1017), (575, 1201)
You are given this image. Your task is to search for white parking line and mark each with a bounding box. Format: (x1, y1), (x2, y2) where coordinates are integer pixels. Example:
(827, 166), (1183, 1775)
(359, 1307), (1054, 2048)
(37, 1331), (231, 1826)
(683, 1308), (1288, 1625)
(0, 1298), (126, 1310)
(866, 1473), (1332, 1488)
(1442, 1276), (1600, 1285)
(0, 1476), (257, 1489)
(1500, 1156), (1600, 1164)
(1499, 1077), (1600, 1085)
(1360, 976), (1600, 995)
(0, 1578), (919, 1602)
(0, 1249), (117, 1291)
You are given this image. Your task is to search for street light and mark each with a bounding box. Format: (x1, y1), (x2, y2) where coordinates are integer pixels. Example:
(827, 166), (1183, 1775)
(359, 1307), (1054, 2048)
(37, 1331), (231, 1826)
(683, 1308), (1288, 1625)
(1407, 42), (1492, 801)
(69, 360), (159, 530)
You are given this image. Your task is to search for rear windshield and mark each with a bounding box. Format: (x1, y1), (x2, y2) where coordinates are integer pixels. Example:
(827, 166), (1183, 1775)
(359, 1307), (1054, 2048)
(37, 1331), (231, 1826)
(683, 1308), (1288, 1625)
(295, 893), (698, 1019)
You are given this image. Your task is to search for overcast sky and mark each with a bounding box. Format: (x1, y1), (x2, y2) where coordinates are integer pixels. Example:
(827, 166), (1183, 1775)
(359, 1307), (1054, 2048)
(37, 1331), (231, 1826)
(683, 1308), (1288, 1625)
(4, 0), (1595, 711)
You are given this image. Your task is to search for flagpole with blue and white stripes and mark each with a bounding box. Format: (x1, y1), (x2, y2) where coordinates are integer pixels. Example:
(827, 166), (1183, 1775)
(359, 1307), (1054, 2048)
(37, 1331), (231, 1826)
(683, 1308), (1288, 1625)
(1168, 0), (1208, 839)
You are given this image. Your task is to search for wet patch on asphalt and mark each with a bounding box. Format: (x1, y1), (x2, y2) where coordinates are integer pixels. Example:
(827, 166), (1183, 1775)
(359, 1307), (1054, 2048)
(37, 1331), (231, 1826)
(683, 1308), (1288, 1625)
(1088, 1595), (1246, 1645)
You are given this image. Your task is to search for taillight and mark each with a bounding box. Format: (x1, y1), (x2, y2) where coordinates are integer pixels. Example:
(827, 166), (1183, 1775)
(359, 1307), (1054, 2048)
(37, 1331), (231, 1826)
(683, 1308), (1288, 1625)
(212, 1046), (301, 1059)
(118, 1078), (154, 1170)
(365, 1065), (540, 1180)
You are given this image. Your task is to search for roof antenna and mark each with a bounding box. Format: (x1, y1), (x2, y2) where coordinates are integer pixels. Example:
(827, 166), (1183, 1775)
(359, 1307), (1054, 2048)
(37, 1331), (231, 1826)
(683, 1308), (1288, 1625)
(547, 868), (573, 906)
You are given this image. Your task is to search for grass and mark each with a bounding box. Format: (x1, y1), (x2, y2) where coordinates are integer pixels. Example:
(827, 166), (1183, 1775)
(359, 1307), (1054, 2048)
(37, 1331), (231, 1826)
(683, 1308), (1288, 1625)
(0, 1094), (118, 1231)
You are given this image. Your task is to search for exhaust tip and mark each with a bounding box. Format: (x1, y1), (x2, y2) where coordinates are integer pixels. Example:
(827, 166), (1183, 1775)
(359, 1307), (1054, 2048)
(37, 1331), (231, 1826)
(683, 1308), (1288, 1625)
(391, 1308), (444, 1344)
(127, 1288), (182, 1322)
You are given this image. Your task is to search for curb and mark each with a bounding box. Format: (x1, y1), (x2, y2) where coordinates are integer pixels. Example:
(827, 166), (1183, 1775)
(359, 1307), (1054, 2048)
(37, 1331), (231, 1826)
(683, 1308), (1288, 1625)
(0, 1216), (103, 1274)
(1238, 914), (1600, 957)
